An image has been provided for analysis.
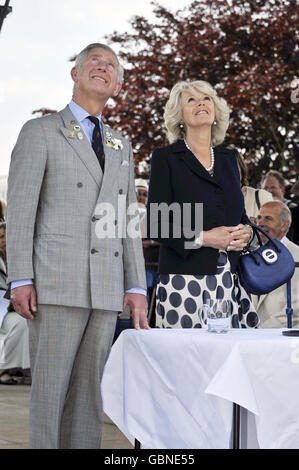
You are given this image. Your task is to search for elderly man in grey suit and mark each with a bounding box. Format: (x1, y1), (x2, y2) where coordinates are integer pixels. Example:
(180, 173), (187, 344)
(6, 43), (149, 449)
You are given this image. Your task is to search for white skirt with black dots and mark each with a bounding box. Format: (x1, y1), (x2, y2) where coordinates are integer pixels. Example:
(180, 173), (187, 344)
(155, 251), (259, 329)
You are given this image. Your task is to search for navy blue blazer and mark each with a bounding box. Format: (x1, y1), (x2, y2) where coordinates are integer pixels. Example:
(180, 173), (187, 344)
(147, 140), (249, 275)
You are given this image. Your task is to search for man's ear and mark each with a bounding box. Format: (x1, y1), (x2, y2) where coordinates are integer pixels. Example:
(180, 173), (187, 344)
(281, 220), (290, 235)
(71, 66), (78, 83)
(112, 82), (123, 97)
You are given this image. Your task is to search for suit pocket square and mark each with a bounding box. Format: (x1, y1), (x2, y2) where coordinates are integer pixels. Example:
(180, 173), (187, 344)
(121, 161), (129, 166)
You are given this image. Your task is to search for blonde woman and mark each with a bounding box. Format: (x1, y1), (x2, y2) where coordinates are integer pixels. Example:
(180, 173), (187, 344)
(147, 80), (259, 329)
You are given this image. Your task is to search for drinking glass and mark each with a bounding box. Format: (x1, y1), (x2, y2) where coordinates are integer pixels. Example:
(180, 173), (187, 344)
(199, 299), (231, 333)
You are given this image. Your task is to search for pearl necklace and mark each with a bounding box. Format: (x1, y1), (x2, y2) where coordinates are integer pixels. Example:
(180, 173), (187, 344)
(184, 139), (214, 172)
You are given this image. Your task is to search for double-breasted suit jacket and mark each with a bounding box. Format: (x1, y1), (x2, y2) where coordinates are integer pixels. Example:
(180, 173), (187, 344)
(147, 140), (250, 275)
(6, 106), (146, 311)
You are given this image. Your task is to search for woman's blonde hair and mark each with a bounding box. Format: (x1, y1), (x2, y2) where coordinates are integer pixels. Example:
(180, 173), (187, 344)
(164, 80), (230, 146)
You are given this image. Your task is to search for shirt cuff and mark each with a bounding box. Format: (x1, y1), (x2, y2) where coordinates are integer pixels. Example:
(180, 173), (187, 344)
(125, 287), (147, 296)
(11, 279), (34, 290)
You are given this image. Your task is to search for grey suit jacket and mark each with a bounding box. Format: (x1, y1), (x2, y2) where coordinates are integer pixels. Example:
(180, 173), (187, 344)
(6, 106), (146, 311)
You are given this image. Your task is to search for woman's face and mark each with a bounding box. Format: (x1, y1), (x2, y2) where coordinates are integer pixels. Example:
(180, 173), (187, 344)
(181, 89), (215, 132)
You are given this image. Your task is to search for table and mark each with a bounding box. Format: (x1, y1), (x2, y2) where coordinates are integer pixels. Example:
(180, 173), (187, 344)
(101, 328), (299, 449)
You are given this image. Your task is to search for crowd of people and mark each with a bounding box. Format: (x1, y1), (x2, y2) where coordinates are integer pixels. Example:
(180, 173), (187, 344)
(1, 42), (298, 449)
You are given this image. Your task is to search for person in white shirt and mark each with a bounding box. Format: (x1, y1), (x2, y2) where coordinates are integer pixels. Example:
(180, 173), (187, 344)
(235, 149), (273, 222)
(253, 201), (299, 328)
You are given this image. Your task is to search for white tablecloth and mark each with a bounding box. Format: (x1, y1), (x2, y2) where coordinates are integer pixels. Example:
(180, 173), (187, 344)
(101, 328), (299, 449)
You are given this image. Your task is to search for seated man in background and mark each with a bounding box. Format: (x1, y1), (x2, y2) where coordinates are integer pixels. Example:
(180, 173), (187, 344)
(253, 201), (299, 328)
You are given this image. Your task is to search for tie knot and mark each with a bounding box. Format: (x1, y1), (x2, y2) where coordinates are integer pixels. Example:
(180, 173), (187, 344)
(87, 115), (100, 127)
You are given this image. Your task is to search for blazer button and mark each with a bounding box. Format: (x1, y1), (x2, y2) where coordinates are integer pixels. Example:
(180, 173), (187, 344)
(91, 248), (99, 254)
(92, 216), (98, 222)
(119, 189), (123, 194)
(77, 182), (83, 188)
(114, 251), (119, 257)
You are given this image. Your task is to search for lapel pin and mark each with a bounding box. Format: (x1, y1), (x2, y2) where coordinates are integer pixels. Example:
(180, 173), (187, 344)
(74, 125), (81, 132)
(77, 132), (84, 140)
(68, 131), (75, 139)
(70, 120), (76, 125)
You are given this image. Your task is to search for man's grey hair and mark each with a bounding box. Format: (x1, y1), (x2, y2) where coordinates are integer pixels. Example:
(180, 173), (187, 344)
(262, 200), (292, 226)
(75, 43), (124, 83)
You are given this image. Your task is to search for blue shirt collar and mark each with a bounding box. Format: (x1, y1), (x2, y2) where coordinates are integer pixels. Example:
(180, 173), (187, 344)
(68, 99), (102, 123)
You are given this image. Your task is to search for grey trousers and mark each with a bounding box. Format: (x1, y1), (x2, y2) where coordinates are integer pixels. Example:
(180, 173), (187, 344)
(28, 304), (117, 449)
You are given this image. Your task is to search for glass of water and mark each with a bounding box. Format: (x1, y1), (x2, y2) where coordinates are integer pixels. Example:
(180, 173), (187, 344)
(199, 299), (231, 333)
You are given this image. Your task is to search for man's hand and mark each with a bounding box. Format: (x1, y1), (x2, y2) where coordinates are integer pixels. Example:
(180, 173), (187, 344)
(122, 293), (150, 330)
(10, 285), (37, 320)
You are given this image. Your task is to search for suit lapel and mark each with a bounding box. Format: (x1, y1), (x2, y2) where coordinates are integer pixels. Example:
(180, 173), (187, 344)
(59, 106), (103, 188)
(97, 124), (122, 202)
(173, 140), (220, 187)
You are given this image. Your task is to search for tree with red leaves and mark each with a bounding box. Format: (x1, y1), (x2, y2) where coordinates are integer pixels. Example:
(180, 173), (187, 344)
(103, 0), (298, 190)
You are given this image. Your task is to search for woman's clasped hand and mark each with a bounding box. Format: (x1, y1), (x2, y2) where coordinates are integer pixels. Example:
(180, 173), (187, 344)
(202, 224), (251, 251)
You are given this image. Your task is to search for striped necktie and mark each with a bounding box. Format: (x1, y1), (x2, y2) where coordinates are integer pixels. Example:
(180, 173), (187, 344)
(87, 116), (105, 172)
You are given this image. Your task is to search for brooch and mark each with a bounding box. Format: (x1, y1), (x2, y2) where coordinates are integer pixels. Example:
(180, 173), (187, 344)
(105, 131), (123, 150)
(69, 121), (84, 141)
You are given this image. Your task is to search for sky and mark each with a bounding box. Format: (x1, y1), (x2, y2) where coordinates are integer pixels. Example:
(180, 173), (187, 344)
(0, 0), (190, 177)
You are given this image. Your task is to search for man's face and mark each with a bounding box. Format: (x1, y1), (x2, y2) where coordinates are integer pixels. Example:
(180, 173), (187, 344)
(71, 47), (122, 101)
(262, 176), (285, 201)
(136, 187), (148, 206)
(257, 204), (288, 242)
(0, 227), (6, 256)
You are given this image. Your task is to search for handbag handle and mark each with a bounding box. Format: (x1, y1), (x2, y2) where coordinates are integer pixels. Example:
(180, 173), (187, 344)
(245, 223), (281, 253)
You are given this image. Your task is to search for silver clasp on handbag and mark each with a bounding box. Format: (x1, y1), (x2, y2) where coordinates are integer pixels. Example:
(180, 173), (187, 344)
(261, 248), (278, 264)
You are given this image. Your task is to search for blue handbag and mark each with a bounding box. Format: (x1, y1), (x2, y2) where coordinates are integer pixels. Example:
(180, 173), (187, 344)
(237, 224), (295, 295)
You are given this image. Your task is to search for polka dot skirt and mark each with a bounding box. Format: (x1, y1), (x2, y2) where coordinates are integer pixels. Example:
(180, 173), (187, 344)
(155, 251), (259, 329)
